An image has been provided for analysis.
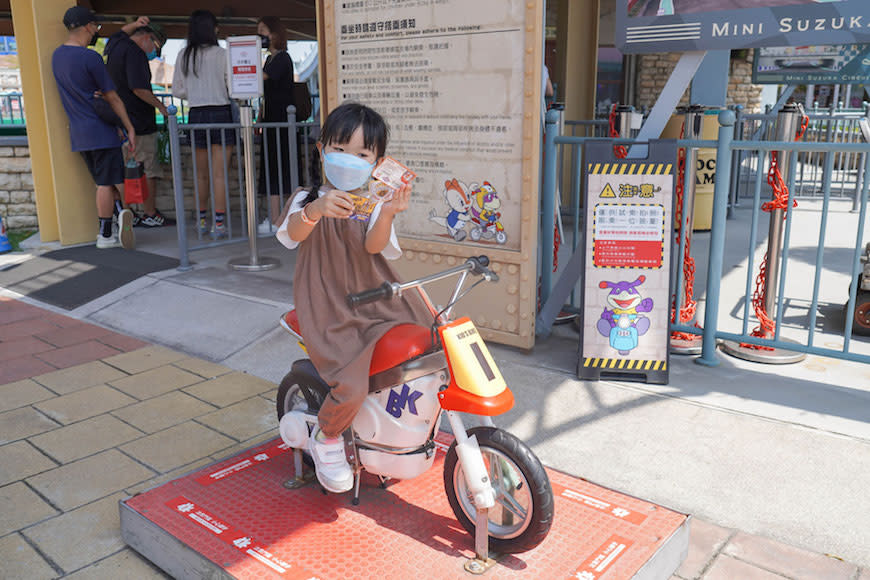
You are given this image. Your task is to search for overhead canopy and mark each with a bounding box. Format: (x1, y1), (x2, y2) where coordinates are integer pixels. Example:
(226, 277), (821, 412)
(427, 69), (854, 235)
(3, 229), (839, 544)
(0, 0), (318, 40)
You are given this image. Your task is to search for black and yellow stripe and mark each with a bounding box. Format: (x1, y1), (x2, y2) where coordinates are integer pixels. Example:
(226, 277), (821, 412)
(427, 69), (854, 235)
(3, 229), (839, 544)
(582, 358), (667, 371)
(588, 163), (673, 175)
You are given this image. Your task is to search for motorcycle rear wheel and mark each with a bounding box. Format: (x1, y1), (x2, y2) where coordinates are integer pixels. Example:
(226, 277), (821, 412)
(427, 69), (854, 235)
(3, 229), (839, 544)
(443, 426), (553, 554)
(276, 359), (329, 420)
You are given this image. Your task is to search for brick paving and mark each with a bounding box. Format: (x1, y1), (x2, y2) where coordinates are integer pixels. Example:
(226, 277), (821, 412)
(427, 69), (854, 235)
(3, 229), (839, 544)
(0, 296), (866, 579)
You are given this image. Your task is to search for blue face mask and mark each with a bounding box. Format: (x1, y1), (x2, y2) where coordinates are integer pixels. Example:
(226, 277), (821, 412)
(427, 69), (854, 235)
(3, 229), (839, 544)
(146, 50), (158, 61)
(322, 151), (375, 192)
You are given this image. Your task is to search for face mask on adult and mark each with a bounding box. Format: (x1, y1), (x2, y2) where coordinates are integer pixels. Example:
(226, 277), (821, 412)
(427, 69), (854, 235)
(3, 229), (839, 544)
(259, 34), (270, 50)
(88, 31), (100, 46)
(322, 152), (375, 192)
(146, 50), (158, 61)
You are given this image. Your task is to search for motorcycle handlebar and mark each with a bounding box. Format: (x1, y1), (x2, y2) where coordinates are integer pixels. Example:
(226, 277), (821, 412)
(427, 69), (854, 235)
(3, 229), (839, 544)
(467, 255), (498, 282)
(346, 255), (498, 309)
(347, 282), (394, 308)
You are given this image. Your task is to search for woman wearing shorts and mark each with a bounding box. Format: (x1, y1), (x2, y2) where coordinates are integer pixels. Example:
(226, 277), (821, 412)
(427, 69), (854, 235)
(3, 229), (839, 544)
(172, 9), (234, 238)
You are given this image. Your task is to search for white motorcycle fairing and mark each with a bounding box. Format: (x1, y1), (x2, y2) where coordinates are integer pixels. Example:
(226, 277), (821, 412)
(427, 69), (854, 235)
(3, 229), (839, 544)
(352, 371), (445, 480)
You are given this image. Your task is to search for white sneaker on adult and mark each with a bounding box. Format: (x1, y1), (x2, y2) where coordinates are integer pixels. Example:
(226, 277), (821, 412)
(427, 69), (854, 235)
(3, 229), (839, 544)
(257, 217), (276, 235)
(307, 427), (353, 493)
(118, 209), (136, 250)
(96, 233), (121, 249)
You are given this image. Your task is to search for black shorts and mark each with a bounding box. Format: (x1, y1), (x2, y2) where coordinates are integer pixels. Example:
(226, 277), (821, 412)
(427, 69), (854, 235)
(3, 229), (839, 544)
(189, 105), (236, 149)
(80, 147), (124, 186)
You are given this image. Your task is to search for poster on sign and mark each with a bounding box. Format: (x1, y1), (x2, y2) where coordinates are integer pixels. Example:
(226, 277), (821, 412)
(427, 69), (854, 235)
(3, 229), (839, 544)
(577, 141), (676, 385)
(752, 44), (870, 84)
(227, 36), (262, 100)
(617, 0), (870, 53)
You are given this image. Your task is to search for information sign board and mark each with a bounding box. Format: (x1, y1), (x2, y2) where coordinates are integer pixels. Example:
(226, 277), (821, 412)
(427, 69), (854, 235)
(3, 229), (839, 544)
(578, 141), (676, 384)
(617, 0), (870, 53)
(227, 36), (263, 100)
(319, 0), (544, 349)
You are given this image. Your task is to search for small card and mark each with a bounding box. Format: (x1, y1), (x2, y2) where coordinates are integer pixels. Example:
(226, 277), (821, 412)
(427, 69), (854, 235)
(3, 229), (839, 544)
(348, 157), (416, 222)
(372, 157), (416, 192)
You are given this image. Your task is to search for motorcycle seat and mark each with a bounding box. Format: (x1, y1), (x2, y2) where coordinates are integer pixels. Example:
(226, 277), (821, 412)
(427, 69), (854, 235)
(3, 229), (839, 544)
(369, 324), (433, 376)
(282, 310), (433, 376)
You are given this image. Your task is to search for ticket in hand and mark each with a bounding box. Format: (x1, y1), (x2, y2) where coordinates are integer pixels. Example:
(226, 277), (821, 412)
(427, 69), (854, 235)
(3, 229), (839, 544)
(372, 157), (416, 194)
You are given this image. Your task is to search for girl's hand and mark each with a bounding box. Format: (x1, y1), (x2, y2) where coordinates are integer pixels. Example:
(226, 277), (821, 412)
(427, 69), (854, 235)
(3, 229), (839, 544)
(311, 189), (354, 219)
(380, 183), (411, 217)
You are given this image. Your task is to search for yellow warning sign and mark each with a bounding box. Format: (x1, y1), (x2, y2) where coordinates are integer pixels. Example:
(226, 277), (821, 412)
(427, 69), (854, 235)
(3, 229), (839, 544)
(600, 183), (616, 198)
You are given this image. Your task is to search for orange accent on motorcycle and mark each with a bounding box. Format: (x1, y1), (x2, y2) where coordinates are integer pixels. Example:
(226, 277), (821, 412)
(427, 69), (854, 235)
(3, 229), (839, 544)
(437, 317), (514, 415)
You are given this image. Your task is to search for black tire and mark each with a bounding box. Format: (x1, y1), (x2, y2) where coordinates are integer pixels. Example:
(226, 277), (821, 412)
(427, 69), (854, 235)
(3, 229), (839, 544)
(443, 426), (554, 554)
(852, 290), (870, 336)
(276, 359), (329, 420)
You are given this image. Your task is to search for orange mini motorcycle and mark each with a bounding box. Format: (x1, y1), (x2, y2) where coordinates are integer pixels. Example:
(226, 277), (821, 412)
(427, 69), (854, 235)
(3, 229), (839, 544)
(276, 256), (553, 565)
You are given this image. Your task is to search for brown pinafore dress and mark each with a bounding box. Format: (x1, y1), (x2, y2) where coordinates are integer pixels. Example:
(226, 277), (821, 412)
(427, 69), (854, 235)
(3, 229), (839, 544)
(294, 214), (433, 437)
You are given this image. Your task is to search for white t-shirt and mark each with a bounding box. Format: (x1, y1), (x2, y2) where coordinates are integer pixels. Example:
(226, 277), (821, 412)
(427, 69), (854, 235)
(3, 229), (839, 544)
(276, 188), (402, 260)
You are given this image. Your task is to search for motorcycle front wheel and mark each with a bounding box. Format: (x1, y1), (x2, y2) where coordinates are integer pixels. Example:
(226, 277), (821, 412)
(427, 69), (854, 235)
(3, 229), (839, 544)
(443, 426), (553, 554)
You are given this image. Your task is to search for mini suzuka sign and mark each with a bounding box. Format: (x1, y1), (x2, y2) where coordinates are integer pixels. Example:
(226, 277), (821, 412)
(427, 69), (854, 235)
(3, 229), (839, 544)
(577, 140), (677, 385)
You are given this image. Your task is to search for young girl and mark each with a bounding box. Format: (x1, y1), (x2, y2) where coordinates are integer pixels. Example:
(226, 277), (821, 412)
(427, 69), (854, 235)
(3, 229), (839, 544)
(276, 102), (432, 493)
(172, 10), (233, 238)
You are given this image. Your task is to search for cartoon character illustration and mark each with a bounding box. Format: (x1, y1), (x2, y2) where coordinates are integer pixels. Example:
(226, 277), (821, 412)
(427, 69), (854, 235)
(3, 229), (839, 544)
(596, 276), (654, 355)
(468, 181), (507, 244)
(429, 178), (472, 241)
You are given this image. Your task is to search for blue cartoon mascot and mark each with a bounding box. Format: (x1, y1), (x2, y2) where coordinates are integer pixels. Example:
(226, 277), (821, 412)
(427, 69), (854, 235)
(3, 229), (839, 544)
(597, 276), (654, 355)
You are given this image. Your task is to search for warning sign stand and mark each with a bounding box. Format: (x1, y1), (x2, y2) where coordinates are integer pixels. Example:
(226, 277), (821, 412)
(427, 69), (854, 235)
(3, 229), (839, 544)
(577, 141), (677, 384)
(120, 433), (689, 579)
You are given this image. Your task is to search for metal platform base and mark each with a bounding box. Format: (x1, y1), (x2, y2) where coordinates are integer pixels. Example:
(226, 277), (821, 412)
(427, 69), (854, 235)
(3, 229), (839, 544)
(228, 256), (281, 272)
(670, 335), (703, 355)
(120, 434), (689, 579)
(720, 339), (807, 364)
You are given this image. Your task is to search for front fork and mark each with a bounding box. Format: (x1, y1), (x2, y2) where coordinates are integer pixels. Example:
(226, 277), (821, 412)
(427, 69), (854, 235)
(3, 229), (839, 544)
(445, 411), (498, 569)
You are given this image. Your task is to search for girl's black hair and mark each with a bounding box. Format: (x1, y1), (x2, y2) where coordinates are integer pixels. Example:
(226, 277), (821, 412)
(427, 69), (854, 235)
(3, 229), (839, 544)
(302, 102), (389, 206)
(181, 10), (219, 77)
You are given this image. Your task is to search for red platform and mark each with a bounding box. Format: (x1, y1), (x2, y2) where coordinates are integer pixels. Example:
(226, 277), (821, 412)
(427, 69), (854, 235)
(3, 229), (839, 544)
(121, 434), (689, 579)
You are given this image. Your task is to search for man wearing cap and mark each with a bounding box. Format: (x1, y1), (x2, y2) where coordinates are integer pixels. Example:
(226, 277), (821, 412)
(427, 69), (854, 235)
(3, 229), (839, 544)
(105, 16), (174, 228)
(53, 6), (136, 249)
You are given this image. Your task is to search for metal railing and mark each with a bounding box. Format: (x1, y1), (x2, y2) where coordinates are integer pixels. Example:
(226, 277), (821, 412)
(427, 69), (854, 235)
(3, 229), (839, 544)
(731, 104), (870, 211)
(539, 109), (870, 365)
(166, 104), (318, 269)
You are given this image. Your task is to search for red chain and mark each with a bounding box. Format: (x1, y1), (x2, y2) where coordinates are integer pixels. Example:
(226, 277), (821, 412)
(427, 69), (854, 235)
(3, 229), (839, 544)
(553, 221), (561, 272)
(743, 113), (809, 349)
(670, 123), (701, 341)
(609, 105), (628, 159)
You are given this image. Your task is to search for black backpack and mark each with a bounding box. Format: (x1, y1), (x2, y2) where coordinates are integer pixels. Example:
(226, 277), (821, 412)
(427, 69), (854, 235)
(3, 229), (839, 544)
(291, 81), (312, 121)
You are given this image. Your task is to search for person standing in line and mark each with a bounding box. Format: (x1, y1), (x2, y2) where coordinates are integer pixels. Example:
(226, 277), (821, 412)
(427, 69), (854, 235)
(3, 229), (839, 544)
(256, 16), (295, 235)
(52, 6), (136, 249)
(104, 16), (176, 228)
(172, 9), (233, 239)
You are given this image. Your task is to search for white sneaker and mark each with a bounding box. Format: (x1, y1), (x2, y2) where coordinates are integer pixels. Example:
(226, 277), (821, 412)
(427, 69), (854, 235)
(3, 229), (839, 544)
(118, 209), (135, 250)
(257, 217), (276, 235)
(96, 233), (121, 249)
(307, 427), (353, 493)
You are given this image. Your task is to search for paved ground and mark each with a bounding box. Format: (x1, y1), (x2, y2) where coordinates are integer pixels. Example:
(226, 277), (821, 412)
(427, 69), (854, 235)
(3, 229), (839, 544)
(1, 201), (868, 578)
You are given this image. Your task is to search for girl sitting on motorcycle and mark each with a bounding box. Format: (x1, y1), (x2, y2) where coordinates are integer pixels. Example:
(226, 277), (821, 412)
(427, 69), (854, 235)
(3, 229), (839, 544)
(275, 102), (432, 493)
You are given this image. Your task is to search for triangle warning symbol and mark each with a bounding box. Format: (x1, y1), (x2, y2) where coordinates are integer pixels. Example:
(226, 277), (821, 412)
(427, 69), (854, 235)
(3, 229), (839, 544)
(600, 183), (616, 198)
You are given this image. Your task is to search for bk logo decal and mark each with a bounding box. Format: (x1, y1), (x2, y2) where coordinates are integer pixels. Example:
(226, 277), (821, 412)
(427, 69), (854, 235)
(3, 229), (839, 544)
(386, 384), (423, 418)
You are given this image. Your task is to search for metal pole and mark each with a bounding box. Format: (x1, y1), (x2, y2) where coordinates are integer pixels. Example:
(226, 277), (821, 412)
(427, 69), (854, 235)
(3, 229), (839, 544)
(696, 110), (735, 367)
(229, 103), (280, 272)
(720, 103), (806, 365)
(167, 106), (192, 271)
(763, 103), (801, 320)
(672, 105), (704, 354)
(539, 108), (560, 307)
(287, 105), (300, 192)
